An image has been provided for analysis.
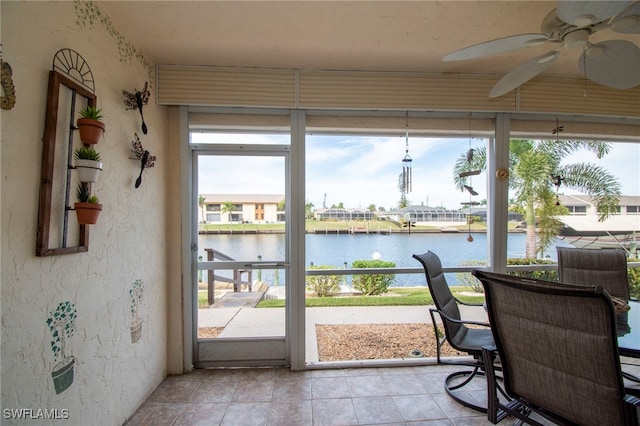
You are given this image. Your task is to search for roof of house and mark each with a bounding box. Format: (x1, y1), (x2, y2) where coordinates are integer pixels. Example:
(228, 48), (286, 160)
(558, 195), (640, 206)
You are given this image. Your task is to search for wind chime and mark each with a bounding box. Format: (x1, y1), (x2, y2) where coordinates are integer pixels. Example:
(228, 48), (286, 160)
(400, 114), (413, 196)
(465, 147), (475, 243)
(461, 112), (480, 243)
(552, 117), (565, 205)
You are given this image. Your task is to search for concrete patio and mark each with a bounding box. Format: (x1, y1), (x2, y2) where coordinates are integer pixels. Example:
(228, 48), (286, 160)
(198, 304), (490, 363)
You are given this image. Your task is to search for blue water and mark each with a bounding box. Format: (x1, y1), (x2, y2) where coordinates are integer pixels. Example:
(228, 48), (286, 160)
(199, 232), (567, 286)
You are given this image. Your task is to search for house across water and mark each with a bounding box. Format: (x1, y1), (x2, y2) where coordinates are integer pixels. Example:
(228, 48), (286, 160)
(555, 195), (640, 254)
(199, 194), (285, 224)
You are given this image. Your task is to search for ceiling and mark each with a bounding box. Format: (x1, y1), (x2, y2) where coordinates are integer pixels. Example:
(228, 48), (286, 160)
(99, 1), (640, 85)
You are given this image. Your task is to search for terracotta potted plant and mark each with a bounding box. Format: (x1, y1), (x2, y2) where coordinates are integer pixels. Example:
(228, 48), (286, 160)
(77, 106), (105, 144)
(74, 146), (102, 183)
(74, 184), (102, 225)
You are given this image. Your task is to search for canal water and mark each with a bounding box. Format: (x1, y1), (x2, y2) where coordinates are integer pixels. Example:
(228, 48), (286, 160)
(199, 232), (569, 287)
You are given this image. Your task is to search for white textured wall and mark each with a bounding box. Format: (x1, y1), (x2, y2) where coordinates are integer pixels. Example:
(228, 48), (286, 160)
(1, 2), (173, 424)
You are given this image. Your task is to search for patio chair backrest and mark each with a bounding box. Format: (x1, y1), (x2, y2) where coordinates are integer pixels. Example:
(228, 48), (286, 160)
(412, 251), (463, 340)
(473, 270), (628, 426)
(557, 247), (629, 300)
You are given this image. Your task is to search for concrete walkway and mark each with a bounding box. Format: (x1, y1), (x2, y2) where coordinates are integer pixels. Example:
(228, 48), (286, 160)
(198, 304), (489, 362)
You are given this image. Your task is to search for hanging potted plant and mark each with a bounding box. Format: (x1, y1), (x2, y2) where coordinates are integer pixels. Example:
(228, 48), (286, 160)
(74, 184), (102, 225)
(73, 146), (102, 183)
(77, 106), (105, 144)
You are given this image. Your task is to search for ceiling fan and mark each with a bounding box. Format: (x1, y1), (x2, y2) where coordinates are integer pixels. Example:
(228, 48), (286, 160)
(443, 1), (640, 98)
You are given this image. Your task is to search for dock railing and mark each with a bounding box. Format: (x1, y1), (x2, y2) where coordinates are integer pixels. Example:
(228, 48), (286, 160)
(204, 248), (253, 305)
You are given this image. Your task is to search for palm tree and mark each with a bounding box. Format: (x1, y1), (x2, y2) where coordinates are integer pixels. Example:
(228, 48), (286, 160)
(305, 201), (315, 219)
(198, 195), (206, 223)
(221, 201), (235, 223)
(453, 139), (621, 258)
(398, 196), (409, 209)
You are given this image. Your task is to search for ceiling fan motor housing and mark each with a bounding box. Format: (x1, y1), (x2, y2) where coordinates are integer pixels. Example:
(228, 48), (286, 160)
(564, 29), (590, 49)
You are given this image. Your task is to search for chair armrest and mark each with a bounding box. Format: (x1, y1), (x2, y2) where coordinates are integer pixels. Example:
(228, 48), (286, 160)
(453, 296), (485, 307)
(624, 394), (640, 406)
(429, 308), (491, 328)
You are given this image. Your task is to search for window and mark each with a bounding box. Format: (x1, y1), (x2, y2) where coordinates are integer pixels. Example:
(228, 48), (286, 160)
(508, 139), (639, 260)
(206, 213), (221, 222)
(306, 132), (489, 276)
(568, 205), (587, 215)
(255, 204), (264, 221)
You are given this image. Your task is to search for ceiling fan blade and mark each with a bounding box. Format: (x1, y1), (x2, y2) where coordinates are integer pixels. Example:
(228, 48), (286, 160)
(489, 51), (560, 98)
(610, 1), (640, 33)
(579, 40), (640, 89)
(556, 1), (631, 27)
(443, 34), (550, 62)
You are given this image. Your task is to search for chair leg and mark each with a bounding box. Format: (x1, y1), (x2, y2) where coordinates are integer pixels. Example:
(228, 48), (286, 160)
(483, 347), (539, 425)
(483, 348), (501, 422)
(444, 369), (488, 413)
(429, 310), (443, 364)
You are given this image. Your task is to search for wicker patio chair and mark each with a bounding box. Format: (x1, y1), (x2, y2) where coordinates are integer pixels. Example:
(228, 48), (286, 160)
(473, 270), (640, 426)
(557, 246), (630, 301)
(413, 251), (501, 412)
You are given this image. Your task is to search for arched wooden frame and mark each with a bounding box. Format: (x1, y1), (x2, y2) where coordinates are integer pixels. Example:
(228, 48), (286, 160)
(36, 70), (97, 256)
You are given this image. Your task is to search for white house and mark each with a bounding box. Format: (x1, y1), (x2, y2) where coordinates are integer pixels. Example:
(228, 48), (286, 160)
(199, 194), (285, 224)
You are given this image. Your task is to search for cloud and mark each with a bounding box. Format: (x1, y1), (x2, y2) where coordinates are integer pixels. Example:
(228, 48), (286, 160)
(194, 133), (634, 210)
(561, 143), (639, 195)
(199, 155), (285, 195)
(306, 135), (485, 209)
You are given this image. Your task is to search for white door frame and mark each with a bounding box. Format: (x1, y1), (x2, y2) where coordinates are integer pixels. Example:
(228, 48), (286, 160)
(182, 108), (306, 369)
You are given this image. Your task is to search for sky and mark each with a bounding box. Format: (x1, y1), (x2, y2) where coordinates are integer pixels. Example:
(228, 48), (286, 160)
(305, 135), (486, 210)
(193, 132), (640, 211)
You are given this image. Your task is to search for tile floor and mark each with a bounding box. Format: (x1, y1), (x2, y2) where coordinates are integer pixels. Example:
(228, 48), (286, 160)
(125, 364), (512, 426)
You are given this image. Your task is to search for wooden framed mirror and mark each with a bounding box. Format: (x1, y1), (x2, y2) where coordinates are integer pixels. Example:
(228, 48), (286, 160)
(36, 70), (97, 256)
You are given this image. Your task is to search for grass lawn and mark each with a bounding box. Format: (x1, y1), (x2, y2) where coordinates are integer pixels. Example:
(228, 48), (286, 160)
(260, 286), (486, 307)
(197, 287), (484, 308)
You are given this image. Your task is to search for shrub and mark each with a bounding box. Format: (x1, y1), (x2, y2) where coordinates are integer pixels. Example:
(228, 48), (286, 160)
(505, 257), (640, 298)
(306, 265), (341, 297)
(628, 257), (640, 300)
(456, 260), (487, 293)
(351, 259), (395, 295)
(506, 258), (558, 282)
(456, 258), (562, 293)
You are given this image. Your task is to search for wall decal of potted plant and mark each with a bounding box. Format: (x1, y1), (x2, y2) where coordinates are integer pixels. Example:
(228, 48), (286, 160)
(74, 184), (102, 225)
(46, 301), (77, 394)
(129, 279), (144, 343)
(74, 146), (102, 183)
(77, 106), (105, 144)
